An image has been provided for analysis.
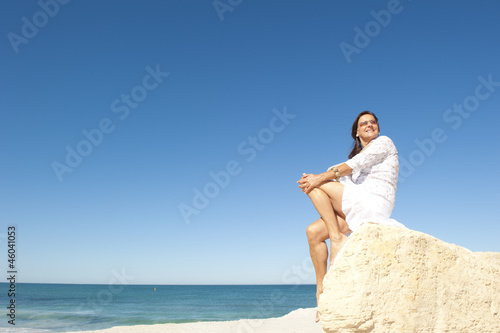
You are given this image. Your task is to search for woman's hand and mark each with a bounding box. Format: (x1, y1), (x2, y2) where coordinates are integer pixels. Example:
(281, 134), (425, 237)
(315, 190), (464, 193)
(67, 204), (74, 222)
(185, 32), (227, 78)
(297, 173), (325, 194)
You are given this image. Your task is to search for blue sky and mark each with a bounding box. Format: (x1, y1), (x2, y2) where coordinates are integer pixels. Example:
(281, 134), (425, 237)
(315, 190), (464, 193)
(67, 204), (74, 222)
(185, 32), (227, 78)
(1, 0), (499, 285)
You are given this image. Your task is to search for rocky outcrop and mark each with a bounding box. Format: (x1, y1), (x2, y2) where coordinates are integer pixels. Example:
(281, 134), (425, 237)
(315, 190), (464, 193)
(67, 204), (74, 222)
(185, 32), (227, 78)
(319, 223), (500, 333)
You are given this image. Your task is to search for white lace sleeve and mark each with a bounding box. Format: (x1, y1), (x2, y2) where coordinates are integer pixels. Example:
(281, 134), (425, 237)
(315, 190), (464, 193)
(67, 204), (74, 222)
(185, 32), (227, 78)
(345, 136), (396, 173)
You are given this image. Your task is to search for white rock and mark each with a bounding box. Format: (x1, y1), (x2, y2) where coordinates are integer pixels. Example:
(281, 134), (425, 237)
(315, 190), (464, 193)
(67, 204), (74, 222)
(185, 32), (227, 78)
(319, 223), (500, 333)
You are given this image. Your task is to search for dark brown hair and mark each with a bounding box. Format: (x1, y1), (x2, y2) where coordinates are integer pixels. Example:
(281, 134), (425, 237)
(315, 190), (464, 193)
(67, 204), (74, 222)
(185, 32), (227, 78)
(348, 111), (379, 159)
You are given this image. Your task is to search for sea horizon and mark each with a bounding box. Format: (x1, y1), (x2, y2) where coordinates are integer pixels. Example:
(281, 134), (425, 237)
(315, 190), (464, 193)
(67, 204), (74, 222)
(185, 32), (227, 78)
(0, 283), (317, 332)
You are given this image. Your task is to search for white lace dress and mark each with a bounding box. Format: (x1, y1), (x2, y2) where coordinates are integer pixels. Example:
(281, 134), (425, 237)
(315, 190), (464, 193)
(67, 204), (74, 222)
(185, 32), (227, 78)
(329, 135), (405, 233)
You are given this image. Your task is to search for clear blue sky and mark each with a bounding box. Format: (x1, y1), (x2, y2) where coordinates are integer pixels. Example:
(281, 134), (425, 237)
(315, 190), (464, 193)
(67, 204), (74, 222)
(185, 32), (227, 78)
(1, 0), (499, 285)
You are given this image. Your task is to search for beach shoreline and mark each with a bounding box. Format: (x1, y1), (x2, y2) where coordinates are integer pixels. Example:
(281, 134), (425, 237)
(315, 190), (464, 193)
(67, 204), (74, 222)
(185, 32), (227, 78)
(65, 308), (323, 333)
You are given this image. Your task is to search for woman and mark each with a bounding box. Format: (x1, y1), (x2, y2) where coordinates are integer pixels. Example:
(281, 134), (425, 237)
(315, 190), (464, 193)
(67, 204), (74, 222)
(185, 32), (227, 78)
(297, 111), (404, 322)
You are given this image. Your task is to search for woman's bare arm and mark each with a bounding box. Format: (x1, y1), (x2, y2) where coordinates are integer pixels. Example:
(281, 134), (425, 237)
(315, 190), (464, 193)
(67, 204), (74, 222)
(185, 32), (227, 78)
(298, 163), (353, 193)
(325, 163), (352, 180)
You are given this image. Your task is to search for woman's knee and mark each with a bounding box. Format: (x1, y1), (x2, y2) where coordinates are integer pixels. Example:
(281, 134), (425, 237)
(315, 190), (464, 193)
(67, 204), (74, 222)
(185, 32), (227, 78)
(318, 181), (343, 196)
(306, 222), (327, 243)
(306, 187), (320, 199)
(306, 224), (315, 239)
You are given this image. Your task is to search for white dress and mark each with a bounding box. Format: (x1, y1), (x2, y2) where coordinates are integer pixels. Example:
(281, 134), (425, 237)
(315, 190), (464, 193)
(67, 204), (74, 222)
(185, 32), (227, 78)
(329, 135), (405, 233)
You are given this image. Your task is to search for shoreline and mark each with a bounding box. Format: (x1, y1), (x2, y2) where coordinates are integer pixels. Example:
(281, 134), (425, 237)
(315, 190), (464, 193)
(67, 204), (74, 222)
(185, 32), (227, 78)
(65, 308), (323, 333)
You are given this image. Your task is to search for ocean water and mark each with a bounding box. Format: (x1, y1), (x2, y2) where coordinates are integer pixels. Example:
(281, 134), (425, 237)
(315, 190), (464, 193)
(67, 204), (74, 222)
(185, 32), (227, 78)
(0, 283), (316, 332)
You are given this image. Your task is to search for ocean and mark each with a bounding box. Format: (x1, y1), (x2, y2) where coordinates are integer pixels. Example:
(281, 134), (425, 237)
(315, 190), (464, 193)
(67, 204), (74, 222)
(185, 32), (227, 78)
(0, 283), (316, 332)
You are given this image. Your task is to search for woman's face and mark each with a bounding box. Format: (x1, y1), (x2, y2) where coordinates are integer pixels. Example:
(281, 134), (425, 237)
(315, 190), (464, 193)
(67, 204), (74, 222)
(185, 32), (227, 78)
(357, 114), (379, 143)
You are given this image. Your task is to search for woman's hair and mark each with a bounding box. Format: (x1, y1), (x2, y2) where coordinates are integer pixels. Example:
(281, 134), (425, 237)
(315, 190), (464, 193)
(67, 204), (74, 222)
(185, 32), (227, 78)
(348, 111), (379, 159)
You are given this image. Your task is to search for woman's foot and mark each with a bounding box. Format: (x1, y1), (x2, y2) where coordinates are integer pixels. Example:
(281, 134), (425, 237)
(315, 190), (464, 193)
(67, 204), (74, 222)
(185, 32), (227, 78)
(329, 234), (348, 268)
(315, 289), (323, 323)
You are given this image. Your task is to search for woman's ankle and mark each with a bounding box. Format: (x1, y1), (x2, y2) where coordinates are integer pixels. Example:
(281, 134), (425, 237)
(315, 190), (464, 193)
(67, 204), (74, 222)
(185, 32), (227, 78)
(330, 233), (346, 242)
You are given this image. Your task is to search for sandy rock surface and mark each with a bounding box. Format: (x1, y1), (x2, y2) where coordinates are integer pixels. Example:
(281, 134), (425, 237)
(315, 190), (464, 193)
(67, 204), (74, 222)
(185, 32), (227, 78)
(319, 223), (500, 333)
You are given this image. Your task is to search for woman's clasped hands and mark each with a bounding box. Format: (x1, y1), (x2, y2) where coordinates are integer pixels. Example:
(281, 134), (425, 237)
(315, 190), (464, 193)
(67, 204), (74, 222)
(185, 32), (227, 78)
(297, 173), (324, 194)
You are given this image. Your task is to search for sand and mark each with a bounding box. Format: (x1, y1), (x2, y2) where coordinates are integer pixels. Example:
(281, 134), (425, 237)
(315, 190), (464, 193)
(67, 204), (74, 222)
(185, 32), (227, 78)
(65, 308), (324, 333)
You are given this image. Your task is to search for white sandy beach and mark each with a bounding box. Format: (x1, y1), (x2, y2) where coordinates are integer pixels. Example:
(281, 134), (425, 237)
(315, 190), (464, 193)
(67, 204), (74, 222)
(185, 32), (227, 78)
(65, 308), (323, 333)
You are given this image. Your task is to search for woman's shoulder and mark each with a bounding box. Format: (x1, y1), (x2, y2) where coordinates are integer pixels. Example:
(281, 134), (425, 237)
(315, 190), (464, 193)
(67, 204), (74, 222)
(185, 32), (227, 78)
(376, 135), (392, 142)
(373, 135), (394, 145)
(373, 135), (397, 151)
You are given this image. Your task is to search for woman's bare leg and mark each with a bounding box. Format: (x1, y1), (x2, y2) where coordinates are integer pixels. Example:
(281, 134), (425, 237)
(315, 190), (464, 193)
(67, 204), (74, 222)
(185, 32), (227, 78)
(306, 219), (329, 291)
(306, 213), (350, 322)
(306, 218), (328, 322)
(307, 181), (350, 265)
